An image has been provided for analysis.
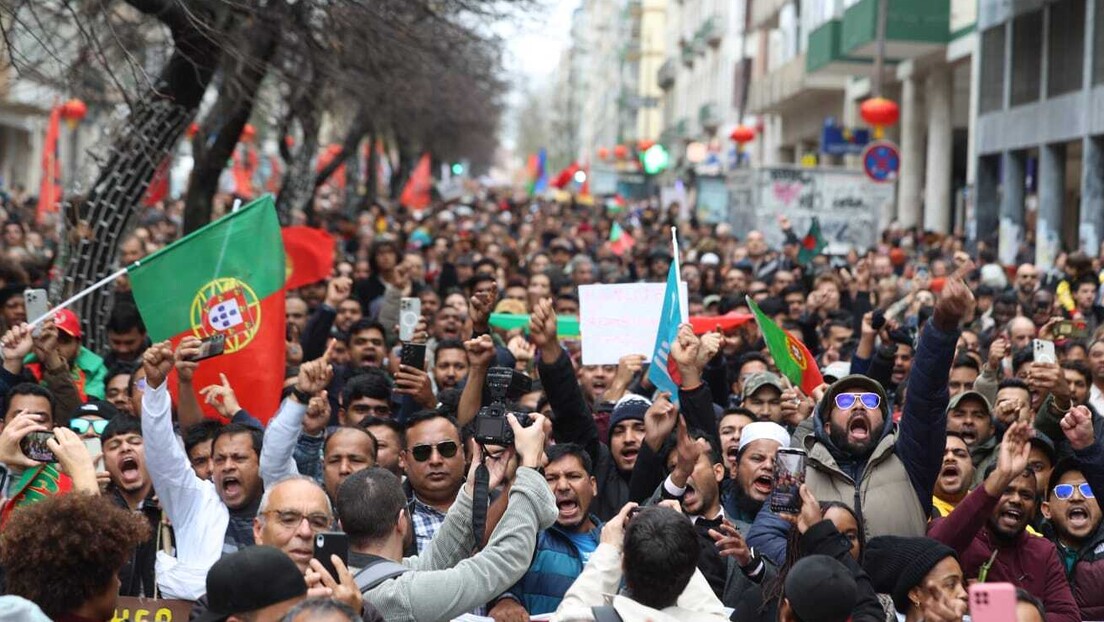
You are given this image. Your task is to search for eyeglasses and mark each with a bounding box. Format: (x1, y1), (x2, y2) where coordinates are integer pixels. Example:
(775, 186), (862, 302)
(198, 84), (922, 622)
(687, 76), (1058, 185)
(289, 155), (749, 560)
(69, 419), (109, 436)
(834, 392), (881, 410)
(262, 510), (333, 531)
(409, 440), (459, 462)
(1053, 483), (1095, 500)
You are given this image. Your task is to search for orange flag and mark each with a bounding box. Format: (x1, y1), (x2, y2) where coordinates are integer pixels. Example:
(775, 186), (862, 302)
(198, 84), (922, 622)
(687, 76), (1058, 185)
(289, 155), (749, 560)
(400, 153), (432, 210)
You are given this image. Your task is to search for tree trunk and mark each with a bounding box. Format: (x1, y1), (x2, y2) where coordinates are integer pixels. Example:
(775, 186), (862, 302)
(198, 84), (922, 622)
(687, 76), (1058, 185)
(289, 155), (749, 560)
(301, 108), (371, 217)
(59, 1), (226, 352)
(364, 130), (378, 207)
(275, 107), (321, 225)
(182, 12), (283, 234)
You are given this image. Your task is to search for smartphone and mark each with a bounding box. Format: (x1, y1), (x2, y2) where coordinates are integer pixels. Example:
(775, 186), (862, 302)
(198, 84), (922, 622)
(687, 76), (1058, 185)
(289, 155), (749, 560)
(83, 437), (102, 469)
(399, 297), (421, 342)
(769, 448), (807, 514)
(969, 582), (1017, 622)
(1033, 338), (1056, 365)
(24, 289), (49, 337)
(1054, 319), (1088, 339)
(20, 431), (55, 463)
(313, 531), (348, 580)
(400, 342), (427, 371)
(187, 334), (226, 362)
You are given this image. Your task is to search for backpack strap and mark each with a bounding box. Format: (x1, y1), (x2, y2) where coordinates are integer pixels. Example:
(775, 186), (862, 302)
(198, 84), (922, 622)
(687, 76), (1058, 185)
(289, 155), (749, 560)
(591, 605), (622, 622)
(354, 559), (410, 593)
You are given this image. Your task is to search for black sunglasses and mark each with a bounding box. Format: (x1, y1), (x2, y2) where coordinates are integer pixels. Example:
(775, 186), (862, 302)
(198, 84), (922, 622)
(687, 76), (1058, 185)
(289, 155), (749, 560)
(409, 440), (459, 462)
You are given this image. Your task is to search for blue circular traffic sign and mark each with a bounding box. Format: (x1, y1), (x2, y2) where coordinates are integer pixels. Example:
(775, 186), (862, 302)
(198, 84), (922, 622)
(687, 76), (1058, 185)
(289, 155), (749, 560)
(862, 140), (900, 183)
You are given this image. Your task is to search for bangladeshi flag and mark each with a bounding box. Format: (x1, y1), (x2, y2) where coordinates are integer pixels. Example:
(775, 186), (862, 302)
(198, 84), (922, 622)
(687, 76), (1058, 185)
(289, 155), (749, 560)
(282, 226), (334, 289)
(747, 296), (823, 395)
(129, 196), (286, 424)
(797, 217), (827, 265)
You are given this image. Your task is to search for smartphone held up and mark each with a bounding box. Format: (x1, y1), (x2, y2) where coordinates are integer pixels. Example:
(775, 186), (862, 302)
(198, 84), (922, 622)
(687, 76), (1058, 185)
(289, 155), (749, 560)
(769, 448), (807, 514)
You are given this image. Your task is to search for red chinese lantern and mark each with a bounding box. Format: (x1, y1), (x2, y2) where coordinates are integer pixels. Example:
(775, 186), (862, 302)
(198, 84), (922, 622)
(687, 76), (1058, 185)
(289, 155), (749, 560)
(241, 124), (256, 142)
(859, 97), (900, 139)
(637, 139), (656, 152)
(597, 146), (610, 161)
(186, 122), (199, 139)
(59, 99), (87, 129)
(613, 144), (629, 160)
(729, 125), (756, 146)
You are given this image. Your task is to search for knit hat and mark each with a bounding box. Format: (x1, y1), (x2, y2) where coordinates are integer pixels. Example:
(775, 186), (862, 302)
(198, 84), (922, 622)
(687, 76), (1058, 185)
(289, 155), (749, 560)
(863, 536), (957, 613)
(818, 374), (890, 423)
(784, 555), (857, 622)
(609, 394), (651, 432)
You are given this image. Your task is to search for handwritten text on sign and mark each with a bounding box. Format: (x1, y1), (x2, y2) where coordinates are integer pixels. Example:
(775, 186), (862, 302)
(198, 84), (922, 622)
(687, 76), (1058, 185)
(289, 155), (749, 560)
(579, 283), (687, 365)
(112, 597), (193, 622)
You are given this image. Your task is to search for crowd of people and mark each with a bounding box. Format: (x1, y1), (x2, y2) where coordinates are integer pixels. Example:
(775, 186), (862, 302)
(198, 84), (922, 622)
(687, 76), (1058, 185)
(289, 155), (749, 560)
(0, 186), (1100, 622)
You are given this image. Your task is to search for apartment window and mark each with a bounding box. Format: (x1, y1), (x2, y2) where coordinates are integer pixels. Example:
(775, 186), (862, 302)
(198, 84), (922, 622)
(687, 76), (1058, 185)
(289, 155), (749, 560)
(1010, 10), (1043, 106)
(1048, 0), (1085, 96)
(979, 26), (1006, 114)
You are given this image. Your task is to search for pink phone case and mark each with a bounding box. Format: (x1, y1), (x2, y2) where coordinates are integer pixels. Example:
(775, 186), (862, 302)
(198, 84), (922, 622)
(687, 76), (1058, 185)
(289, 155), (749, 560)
(969, 582), (1017, 622)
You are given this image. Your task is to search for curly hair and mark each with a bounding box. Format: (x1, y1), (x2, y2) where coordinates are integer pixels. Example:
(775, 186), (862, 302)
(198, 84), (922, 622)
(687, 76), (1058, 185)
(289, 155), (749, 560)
(0, 493), (149, 618)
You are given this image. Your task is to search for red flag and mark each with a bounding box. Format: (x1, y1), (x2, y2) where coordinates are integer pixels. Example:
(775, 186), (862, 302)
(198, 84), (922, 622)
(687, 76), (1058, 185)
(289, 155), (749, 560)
(231, 144), (257, 198)
(143, 157), (171, 206)
(36, 106), (62, 223)
(282, 226), (335, 289)
(551, 162), (580, 189)
(316, 144), (347, 189)
(400, 153), (432, 210)
(689, 312), (754, 335)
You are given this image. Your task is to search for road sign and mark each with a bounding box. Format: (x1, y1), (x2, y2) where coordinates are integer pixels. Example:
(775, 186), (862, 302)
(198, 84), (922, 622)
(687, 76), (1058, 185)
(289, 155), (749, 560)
(861, 140), (900, 183)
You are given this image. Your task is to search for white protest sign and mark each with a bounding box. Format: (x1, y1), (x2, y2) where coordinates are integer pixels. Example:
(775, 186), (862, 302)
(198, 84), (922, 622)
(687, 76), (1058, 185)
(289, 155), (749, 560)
(579, 282), (688, 365)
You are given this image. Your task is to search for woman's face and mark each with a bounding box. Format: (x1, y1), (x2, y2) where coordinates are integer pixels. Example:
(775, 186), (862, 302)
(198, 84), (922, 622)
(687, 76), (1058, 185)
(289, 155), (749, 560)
(910, 556), (967, 614)
(824, 507), (861, 561)
(444, 292), (468, 313)
(529, 255), (550, 275)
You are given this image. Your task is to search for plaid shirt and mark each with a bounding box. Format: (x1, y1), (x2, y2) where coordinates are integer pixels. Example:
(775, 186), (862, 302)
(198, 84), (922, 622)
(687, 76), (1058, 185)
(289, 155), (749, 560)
(410, 496), (448, 554)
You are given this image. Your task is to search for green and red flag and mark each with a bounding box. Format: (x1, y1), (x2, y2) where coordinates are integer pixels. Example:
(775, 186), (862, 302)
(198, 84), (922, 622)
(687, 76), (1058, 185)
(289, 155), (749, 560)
(609, 222), (635, 256)
(797, 217), (827, 265)
(747, 296), (823, 395)
(282, 226), (335, 290)
(129, 196), (286, 423)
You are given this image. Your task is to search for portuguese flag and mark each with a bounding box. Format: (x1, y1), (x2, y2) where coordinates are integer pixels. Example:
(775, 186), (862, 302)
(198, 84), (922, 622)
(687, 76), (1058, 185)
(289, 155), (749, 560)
(282, 226), (334, 290)
(747, 296), (823, 395)
(129, 196), (286, 424)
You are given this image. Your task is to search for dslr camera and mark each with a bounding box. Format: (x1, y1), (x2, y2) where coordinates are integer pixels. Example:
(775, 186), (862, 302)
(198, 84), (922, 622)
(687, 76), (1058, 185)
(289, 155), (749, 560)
(473, 367), (533, 445)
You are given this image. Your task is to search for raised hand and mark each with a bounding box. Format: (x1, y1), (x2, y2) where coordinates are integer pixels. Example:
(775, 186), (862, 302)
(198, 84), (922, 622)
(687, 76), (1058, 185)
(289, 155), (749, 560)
(0, 411), (49, 468)
(778, 485), (822, 534)
(469, 282), (498, 330)
(1060, 405), (1096, 451)
(303, 390), (331, 436)
(708, 520), (751, 566)
(394, 365), (436, 409)
(1, 323), (33, 372)
(295, 340), (335, 396)
(671, 416), (705, 488)
(506, 335), (536, 370)
(199, 373), (242, 420)
(143, 341), (175, 390)
(47, 426), (97, 493)
(31, 318), (64, 371)
(174, 336), (203, 383)
(507, 412), (547, 469)
(670, 323), (701, 369)
(529, 298), (559, 362)
(324, 276), (353, 308)
(697, 331), (722, 368)
(933, 276), (975, 332)
(643, 391), (678, 452)
(987, 337), (1009, 373)
(987, 420), (1032, 496)
(465, 334), (498, 370)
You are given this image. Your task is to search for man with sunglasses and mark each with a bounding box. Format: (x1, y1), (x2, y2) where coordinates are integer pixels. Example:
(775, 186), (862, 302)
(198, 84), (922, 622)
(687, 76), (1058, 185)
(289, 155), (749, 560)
(1040, 405), (1104, 619)
(403, 409), (467, 553)
(752, 277), (973, 563)
(929, 421), (1080, 622)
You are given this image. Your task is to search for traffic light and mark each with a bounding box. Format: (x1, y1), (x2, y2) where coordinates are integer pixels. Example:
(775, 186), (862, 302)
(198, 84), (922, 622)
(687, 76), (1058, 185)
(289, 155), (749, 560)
(451, 162), (464, 175)
(641, 144), (669, 175)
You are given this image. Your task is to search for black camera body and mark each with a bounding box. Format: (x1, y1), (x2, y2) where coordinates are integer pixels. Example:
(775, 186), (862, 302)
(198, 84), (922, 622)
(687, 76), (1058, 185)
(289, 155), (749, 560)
(473, 367), (533, 445)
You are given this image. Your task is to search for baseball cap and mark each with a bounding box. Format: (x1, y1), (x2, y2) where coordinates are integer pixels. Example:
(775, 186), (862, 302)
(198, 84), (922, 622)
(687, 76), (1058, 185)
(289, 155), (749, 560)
(52, 308), (81, 339)
(742, 371), (785, 399)
(947, 391), (991, 420)
(71, 399), (120, 422)
(194, 546), (307, 622)
(784, 555), (857, 622)
(821, 361), (852, 384)
(700, 252), (720, 266)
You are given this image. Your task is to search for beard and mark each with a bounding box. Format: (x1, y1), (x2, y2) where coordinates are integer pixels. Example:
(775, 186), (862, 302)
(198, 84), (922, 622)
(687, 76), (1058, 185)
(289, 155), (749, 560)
(828, 421), (877, 457)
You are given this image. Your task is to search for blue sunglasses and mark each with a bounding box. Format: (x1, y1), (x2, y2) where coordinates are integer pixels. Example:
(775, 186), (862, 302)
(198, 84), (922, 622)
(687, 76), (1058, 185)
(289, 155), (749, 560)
(834, 392), (881, 410)
(1054, 483), (1095, 500)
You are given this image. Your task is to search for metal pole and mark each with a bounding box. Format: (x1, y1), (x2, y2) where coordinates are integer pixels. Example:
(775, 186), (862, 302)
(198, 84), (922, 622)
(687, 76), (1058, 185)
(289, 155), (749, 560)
(872, 0), (889, 97)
